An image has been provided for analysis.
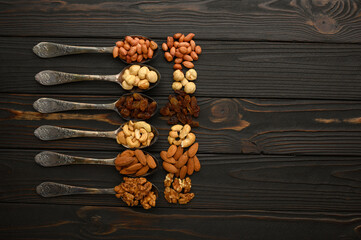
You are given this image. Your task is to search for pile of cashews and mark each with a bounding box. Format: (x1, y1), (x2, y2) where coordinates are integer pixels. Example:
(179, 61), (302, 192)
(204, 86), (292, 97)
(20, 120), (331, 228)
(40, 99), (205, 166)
(168, 124), (196, 148)
(117, 121), (154, 148)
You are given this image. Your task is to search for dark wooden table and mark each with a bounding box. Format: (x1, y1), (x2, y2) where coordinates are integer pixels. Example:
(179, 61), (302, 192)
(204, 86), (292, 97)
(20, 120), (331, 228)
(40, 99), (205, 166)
(1, 1), (361, 239)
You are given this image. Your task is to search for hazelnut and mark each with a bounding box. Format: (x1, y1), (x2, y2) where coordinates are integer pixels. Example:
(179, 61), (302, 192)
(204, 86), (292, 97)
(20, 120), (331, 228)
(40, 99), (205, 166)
(172, 82), (182, 91)
(122, 69), (130, 80)
(173, 70), (184, 82)
(138, 66), (149, 79)
(146, 70), (158, 83)
(125, 74), (135, 85)
(138, 79), (150, 89)
(184, 82), (196, 94)
(122, 80), (133, 90)
(129, 65), (141, 75)
(134, 76), (140, 86)
(181, 78), (189, 86)
(186, 69), (197, 81)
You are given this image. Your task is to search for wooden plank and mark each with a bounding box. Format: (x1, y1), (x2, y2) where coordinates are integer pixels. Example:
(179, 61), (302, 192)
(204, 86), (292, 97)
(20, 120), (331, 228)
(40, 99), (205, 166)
(1, 203), (360, 240)
(1, 0), (361, 43)
(1, 93), (361, 155)
(0, 149), (360, 212)
(1, 37), (361, 100)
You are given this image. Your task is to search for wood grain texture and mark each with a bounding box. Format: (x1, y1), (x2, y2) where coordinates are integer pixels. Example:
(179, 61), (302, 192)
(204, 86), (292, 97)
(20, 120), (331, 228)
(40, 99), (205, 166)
(1, 0), (361, 43)
(1, 149), (361, 212)
(1, 203), (360, 240)
(1, 94), (361, 155)
(1, 37), (361, 100)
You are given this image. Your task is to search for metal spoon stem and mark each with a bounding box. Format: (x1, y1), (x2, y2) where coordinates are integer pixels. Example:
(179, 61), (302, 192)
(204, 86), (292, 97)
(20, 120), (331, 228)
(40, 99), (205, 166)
(36, 182), (115, 197)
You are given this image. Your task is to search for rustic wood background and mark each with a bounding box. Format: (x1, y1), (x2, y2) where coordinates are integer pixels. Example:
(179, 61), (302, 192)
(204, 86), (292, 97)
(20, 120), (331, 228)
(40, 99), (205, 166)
(1, 0), (361, 239)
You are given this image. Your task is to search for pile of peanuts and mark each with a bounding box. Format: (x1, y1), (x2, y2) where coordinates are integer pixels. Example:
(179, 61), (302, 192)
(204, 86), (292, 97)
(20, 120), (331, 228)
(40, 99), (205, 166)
(161, 142), (200, 179)
(113, 36), (158, 63)
(115, 149), (157, 176)
(162, 33), (202, 70)
(116, 121), (155, 148)
(120, 65), (159, 90)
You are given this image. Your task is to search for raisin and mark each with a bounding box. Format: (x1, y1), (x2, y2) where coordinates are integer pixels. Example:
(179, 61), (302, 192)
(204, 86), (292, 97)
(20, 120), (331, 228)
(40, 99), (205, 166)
(190, 121), (199, 127)
(139, 98), (148, 112)
(120, 108), (130, 117)
(147, 102), (157, 112)
(168, 115), (178, 125)
(160, 106), (170, 116)
(133, 93), (142, 100)
(144, 112), (151, 119)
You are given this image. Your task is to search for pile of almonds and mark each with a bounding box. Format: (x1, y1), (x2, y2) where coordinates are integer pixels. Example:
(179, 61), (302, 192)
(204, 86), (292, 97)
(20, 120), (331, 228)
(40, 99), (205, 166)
(113, 36), (158, 63)
(115, 149), (157, 176)
(161, 142), (200, 179)
(162, 33), (202, 70)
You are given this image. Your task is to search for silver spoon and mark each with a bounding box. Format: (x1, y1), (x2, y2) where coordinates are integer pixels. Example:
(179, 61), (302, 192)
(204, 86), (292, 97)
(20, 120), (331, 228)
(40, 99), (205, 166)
(34, 63), (161, 92)
(34, 151), (159, 177)
(33, 123), (159, 149)
(33, 93), (158, 121)
(32, 35), (159, 64)
(36, 181), (159, 200)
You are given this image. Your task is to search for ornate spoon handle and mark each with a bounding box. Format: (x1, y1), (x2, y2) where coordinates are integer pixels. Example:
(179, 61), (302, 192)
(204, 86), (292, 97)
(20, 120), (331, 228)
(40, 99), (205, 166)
(36, 182), (115, 197)
(33, 42), (113, 58)
(35, 151), (115, 167)
(33, 97), (115, 113)
(34, 125), (117, 141)
(35, 70), (118, 86)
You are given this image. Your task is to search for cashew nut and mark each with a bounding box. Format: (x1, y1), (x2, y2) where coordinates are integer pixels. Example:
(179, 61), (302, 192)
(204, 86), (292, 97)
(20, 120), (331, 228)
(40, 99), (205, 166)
(173, 138), (182, 146)
(179, 124), (191, 139)
(168, 136), (175, 145)
(181, 133), (196, 148)
(171, 124), (183, 132)
(134, 121), (151, 132)
(123, 124), (132, 136)
(138, 128), (148, 143)
(148, 132), (154, 141)
(126, 136), (140, 148)
(135, 129), (140, 139)
(116, 131), (126, 145)
(169, 130), (178, 138)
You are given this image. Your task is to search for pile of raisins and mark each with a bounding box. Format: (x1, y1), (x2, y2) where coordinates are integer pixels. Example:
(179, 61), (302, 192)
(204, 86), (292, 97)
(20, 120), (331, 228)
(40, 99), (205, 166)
(160, 90), (200, 127)
(115, 93), (157, 120)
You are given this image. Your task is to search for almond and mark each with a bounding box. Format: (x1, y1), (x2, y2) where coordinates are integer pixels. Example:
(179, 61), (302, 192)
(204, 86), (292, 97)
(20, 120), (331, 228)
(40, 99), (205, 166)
(146, 154), (157, 169)
(188, 142), (198, 157)
(179, 47), (187, 54)
(174, 33), (182, 39)
(183, 54), (193, 62)
(135, 165), (149, 176)
(187, 157), (194, 175)
(175, 168), (180, 177)
(191, 51), (198, 60)
(165, 52), (173, 62)
(164, 157), (176, 164)
(173, 63), (182, 70)
(112, 47), (119, 58)
(135, 149), (147, 165)
(150, 41), (158, 50)
(162, 43), (168, 51)
(121, 150), (134, 157)
(173, 146), (183, 160)
(163, 162), (178, 173)
(184, 33), (195, 42)
(120, 168), (136, 175)
(175, 57), (183, 64)
(116, 41), (124, 48)
(167, 145), (177, 158)
(193, 155), (201, 172)
(160, 151), (176, 164)
(180, 165), (187, 179)
(175, 153), (188, 168)
(195, 45), (202, 54)
(114, 155), (134, 167)
(125, 163), (143, 172)
(183, 61), (194, 69)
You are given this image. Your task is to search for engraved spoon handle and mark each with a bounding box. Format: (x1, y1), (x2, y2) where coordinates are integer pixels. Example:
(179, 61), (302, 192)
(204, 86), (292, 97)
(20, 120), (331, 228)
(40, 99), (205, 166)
(35, 151), (115, 167)
(35, 70), (118, 86)
(33, 42), (114, 58)
(34, 125), (117, 141)
(33, 97), (115, 113)
(36, 182), (115, 197)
